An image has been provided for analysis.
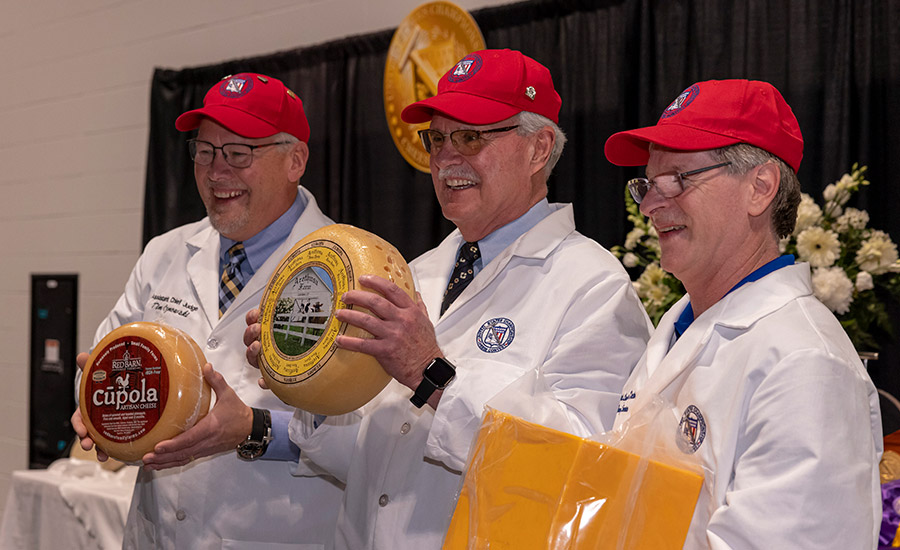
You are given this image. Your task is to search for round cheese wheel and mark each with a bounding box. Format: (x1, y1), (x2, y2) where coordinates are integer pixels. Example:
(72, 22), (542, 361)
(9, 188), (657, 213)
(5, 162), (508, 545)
(258, 223), (415, 415)
(79, 322), (212, 463)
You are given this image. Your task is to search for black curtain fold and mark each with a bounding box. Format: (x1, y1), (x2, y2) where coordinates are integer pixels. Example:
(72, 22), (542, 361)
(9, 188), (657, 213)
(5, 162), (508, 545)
(145, 0), (900, 393)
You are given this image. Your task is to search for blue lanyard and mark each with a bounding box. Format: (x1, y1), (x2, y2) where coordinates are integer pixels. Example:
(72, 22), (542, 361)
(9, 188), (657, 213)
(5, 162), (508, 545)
(674, 255), (795, 337)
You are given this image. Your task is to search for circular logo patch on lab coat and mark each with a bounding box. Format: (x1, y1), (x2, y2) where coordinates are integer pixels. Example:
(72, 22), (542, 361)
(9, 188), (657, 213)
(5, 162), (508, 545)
(475, 317), (515, 353)
(677, 404), (707, 454)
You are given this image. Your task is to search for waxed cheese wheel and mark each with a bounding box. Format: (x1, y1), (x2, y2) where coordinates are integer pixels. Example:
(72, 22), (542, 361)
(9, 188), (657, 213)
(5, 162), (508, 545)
(79, 322), (212, 463)
(258, 223), (415, 415)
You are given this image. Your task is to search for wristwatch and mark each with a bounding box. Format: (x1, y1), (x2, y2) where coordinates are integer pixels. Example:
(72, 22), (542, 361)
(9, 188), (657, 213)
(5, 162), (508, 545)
(410, 357), (456, 408)
(236, 408), (273, 461)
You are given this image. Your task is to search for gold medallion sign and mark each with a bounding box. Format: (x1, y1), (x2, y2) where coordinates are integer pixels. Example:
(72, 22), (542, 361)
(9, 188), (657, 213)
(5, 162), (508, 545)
(384, 1), (485, 172)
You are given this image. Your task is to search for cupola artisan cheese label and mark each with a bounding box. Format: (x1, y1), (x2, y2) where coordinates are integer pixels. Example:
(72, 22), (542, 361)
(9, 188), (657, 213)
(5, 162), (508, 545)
(79, 322), (211, 463)
(258, 224), (415, 415)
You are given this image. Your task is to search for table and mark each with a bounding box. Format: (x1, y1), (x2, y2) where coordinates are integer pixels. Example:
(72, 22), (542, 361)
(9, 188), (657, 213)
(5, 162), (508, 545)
(0, 458), (138, 550)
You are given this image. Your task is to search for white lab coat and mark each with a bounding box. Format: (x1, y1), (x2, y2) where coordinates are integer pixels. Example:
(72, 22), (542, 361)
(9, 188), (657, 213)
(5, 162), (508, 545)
(614, 262), (882, 550)
(91, 187), (344, 549)
(294, 203), (652, 549)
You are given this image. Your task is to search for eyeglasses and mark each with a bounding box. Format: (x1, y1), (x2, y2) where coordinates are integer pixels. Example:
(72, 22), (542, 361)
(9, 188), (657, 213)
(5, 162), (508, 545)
(188, 139), (289, 168)
(627, 162), (732, 204)
(417, 125), (519, 156)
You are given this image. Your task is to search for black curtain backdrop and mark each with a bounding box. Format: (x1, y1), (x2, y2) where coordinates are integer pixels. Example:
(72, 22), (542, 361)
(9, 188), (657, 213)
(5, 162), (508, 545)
(146, 0), (900, 394)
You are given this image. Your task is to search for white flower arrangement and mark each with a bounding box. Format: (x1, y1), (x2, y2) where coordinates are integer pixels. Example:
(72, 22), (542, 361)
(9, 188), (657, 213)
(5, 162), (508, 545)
(612, 164), (900, 350)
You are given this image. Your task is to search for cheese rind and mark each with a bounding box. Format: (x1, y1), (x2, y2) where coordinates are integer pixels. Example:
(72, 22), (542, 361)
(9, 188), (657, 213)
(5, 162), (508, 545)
(79, 322), (212, 463)
(443, 409), (704, 549)
(258, 224), (415, 415)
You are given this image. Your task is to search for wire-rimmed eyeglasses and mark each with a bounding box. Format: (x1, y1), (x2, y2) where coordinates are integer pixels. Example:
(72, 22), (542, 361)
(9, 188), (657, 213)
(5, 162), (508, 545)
(627, 162), (732, 204)
(417, 125), (519, 156)
(188, 139), (289, 168)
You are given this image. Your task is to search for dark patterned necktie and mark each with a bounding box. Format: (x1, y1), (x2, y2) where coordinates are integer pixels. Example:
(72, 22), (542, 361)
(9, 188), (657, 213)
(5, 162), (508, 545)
(440, 242), (480, 316)
(219, 242), (247, 318)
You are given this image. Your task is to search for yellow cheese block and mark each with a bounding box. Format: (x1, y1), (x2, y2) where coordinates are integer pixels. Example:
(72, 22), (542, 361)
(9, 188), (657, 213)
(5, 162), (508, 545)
(258, 223), (415, 415)
(443, 409), (703, 549)
(79, 322), (212, 463)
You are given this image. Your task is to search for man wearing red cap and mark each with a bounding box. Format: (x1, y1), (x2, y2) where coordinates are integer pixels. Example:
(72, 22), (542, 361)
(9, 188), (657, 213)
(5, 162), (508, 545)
(605, 79), (882, 548)
(253, 49), (652, 549)
(72, 73), (343, 548)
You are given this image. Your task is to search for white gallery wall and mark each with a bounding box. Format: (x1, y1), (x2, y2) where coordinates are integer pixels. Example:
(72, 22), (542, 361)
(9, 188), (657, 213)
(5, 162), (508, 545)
(0, 0), (512, 517)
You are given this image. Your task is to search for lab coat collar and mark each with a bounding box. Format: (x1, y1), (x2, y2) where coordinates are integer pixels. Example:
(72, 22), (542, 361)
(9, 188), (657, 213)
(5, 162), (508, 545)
(184, 186), (334, 328)
(642, 262), (814, 390)
(414, 203), (576, 323)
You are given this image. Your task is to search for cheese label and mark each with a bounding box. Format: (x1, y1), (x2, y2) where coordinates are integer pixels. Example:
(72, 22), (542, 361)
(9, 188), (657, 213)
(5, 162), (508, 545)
(83, 336), (170, 444)
(259, 239), (352, 383)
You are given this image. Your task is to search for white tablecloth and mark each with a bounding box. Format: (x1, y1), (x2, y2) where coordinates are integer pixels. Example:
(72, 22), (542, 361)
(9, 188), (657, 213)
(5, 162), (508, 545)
(0, 458), (137, 550)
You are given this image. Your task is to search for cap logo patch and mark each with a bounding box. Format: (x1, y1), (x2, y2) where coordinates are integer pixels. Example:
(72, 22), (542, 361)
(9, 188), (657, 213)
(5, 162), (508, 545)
(660, 84), (699, 119)
(525, 86), (536, 101)
(220, 76), (254, 98)
(447, 53), (483, 83)
(475, 317), (515, 353)
(676, 404), (707, 453)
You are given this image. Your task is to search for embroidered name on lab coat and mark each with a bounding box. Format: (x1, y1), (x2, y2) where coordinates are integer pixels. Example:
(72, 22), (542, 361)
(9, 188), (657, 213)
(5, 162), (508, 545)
(150, 294), (200, 318)
(617, 390), (636, 413)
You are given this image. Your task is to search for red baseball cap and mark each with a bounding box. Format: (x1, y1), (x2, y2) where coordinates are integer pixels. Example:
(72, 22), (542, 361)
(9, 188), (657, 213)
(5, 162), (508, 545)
(604, 79), (803, 172)
(401, 49), (561, 125)
(175, 73), (310, 142)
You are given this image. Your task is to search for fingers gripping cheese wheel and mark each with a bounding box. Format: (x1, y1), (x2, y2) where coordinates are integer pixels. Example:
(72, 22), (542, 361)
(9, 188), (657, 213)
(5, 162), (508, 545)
(258, 224), (415, 415)
(79, 322), (212, 463)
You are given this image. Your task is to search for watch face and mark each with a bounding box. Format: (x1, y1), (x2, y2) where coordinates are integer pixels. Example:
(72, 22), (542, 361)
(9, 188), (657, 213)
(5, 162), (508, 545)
(237, 442), (265, 460)
(425, 358), (456, 388)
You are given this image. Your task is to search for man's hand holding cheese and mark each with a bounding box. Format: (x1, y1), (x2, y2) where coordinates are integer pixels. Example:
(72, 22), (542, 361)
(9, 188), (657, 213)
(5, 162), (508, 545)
(335, 275), (445, 409)
(244, 275), (445, 409)
(140, 362), (253, 470)
(245, 49), (653, 550)
(71, 73), (344, 549)
(70, 352), (108, 462)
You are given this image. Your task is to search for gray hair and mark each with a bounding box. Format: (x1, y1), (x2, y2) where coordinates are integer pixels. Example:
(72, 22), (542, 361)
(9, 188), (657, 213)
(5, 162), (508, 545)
(711, 143), (800, 239)
(269, 132), (303, 183)
(272, 131), (300, 150)
(514, 111), (567, 179)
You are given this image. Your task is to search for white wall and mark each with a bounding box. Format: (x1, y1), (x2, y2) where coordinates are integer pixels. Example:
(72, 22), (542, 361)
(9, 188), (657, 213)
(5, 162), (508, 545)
(0, 0), (512, 517)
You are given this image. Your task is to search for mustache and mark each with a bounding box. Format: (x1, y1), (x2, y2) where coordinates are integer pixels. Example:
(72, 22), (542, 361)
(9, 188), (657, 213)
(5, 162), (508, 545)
(437, 166), (481, 183)
(205, 180), (246, 191)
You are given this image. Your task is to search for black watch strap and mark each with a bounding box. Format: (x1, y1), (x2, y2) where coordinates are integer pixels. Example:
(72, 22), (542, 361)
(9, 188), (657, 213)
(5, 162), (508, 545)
(410, 358), (456, 408)
(236, 408), (272, 461)
(410, 378), (437, 408)
(250, 407), (269, 439)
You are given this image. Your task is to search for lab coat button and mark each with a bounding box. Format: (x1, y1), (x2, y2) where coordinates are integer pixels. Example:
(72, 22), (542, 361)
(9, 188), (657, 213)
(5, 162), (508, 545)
(400, 422), (411, 435)
(175, 509), (186, 521)
(207, 338), (218, 350)
(378, 494), (389, 507)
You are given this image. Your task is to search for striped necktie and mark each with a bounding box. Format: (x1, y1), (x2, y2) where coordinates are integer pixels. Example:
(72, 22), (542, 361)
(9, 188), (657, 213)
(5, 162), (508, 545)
(440, 241), (480, 316)
(219, 242), (247, 318)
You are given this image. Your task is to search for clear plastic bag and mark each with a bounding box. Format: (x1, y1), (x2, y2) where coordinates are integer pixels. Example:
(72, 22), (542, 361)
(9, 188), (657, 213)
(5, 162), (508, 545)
(443, 369), (704, 549)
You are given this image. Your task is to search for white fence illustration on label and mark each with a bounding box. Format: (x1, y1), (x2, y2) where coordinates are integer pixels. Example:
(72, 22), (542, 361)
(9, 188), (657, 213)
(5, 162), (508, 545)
(272, 297), (330, 353)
